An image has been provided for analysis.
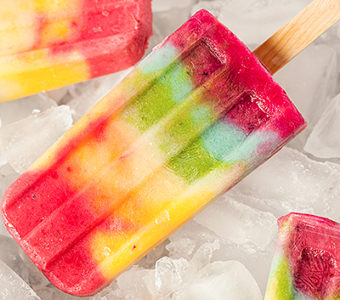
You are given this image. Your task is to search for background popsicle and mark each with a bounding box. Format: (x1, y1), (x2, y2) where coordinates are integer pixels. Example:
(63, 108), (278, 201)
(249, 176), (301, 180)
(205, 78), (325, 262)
(265, 213), (340, 300)
(0, 0), (152, 103)
(1, 10), (305, 296)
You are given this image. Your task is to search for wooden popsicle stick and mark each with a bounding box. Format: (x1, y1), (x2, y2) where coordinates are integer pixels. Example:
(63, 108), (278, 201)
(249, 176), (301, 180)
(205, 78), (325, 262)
(254, 0), (340, 75)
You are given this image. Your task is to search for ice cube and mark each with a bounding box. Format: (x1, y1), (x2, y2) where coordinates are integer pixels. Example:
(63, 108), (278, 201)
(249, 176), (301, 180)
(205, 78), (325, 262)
(41, 87), (69, 104)
(150, 0), (196, 50)
(138, 242), (169, 269)
(153, 0), (196, 12)
(33, 284), (84, 300)
(194, 197), (277, 252)
(165, 238), (196, 261)
(0, 157), (6, 169)
(68, 71), (131, 122)
(0, 95), (56, 127)
(192, 0), (310, 48)
(172, 261), (262, 300)
(154, 257), (190, 296)
(233, 147), (340, 218)
(112, 266), (153, 300)
(190, 240), (220, 271)
(0, 164), (19, 203)
(304, 93), (340, 159)
(0, 260), (40, 300)
(166, 219), (274, 293)
(0, 236), (28, 281)
(18, 250), (50, 292)
(167, 221), (219, 260)
(0, 106), (73, 173)
(0, 221), (7, 239)
(0, 132), (6, 168)
(274, 45), (337, 148)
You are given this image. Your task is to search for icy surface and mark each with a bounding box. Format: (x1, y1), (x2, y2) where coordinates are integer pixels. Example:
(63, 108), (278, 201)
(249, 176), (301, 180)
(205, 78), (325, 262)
(0, 260), (40, 300)
(0, 106), (73, 173)
(0, 0), (340, 299)
(304, 93), (340, 159)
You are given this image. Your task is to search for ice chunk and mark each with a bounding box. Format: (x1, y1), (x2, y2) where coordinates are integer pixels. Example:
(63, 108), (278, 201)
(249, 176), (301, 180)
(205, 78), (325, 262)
(18, 249), (49, 292)
(192, 0), (309, 47)
(275, 45), (337, 125)
(0, 260), (40, 300)
(0, 130), (6, 167)
(194, 197), (277, 252)
(0, 236), (24, 275)
(0, 221), (7, 238)
(166, 219), (274, 292)
(167, 221), (220, 260)
(0, 164), (19, 203)
(0, 165), (17, 236)
(33, 287), (79, 300)
(0, 156), (6, 169)
(41, 87), (69, 104)
(67, 71), (131, 122)
(0, 236), (28, 281)
(154, 257), (190, 296)
(190, 241), (220, 270)
(150, 0), (196, 50)
(274, 45), (337, 148)
(304, 93), (340, 159)
(172, 261), (262, 300)
(0, 96), (56, 127)
(166, 238), (196, 261)
(153, 0), (196, 12)
(0, 106), (73, 173)
(112, 266), (153, 300)
(233, 147), (340, 218)
(139, 242), (169, 269)
(105, 237), (222, 299)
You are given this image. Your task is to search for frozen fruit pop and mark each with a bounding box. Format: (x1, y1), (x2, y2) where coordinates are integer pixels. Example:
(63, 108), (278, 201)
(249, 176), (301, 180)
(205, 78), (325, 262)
(1, 10), (306, 296)
(265, 213), (340, 300)
(0, 0), (152, 103)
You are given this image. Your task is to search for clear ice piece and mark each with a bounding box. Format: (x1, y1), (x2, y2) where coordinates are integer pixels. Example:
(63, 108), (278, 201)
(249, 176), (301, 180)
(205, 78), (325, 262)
(172, 261), (262, 300)
(0, 106), (73, 173)
(0, 260), (40, 300)
(194, 197), (277, 252)
(233, 147), (340, 219)
(192, 0), (310, 47)
(304, 93), (340, 159)
(67, 71), (131, 122)
(0, 96), (56, 127)
(274, 44), (337, 148)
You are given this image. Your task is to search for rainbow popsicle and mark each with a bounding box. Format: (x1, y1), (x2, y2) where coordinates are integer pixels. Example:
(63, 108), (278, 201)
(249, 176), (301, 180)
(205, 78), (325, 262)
(0, 0), (152, 102)
(265, 213), (340, 300)
(1, 10), (305, 296)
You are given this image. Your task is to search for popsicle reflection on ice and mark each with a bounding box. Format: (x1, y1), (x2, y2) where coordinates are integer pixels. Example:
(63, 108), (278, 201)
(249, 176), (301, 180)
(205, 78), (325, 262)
(1, 10), (305, 295)
(0, 0), (152, 102)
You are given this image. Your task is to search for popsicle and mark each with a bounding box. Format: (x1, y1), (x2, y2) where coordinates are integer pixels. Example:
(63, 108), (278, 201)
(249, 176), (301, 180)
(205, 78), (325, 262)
(0, 0), (152, 103)
(1, 9), (307, 295)
(265, 213), (340, 300)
